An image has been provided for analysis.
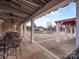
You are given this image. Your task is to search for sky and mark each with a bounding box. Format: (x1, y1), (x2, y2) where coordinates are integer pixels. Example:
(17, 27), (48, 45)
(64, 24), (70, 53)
(27, 2), (76, 28)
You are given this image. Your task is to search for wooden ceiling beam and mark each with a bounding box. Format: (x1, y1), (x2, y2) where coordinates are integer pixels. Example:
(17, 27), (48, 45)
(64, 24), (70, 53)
(0, 16), (24, 23)
(23, 0), (41, 7)
(0, 9), (29, 18)
(0, 1), (31, 15)
(2, 0), (40, 11)
(38, 0), (46, 4)
(11, 0), (39, 11)
(6, 0), (37, 12)
(34, 0), (45, 6)
(5, 12), (27, 19)
(0, 15), (25, 21)
(22, 0), (70, 23)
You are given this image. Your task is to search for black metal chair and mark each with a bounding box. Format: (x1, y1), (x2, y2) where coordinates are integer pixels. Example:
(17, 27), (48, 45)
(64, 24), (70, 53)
(0, 32), (22, 59)
(6, 32), (22, 59)
(0, 34), (10, 59)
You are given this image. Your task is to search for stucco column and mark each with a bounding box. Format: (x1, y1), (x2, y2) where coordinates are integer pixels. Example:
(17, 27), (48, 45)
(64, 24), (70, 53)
(76, 1), (79, 48)
(23, 24), (25, 37)
(74, 26), (76, 37)
(30, 19), (34, 43)
(24, 23), (27, 37)
(20, 24), (23, 36)
(69, 26), (73, 38)
(64, 25), (68, 40)
(70, 26), (73, 35)
(56, 23), (60, 42)
(0, 23), (2, 36)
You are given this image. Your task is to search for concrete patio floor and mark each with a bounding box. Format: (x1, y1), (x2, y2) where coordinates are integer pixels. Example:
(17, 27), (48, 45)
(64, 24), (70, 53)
(39, 39), (75, 59)
(6, 32), (75, 59)
(7, 37), (56, 59)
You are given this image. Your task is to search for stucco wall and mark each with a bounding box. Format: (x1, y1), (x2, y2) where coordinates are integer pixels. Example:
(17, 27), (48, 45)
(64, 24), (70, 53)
(2, 22), (13, 32)
(76, 1), (79, 48)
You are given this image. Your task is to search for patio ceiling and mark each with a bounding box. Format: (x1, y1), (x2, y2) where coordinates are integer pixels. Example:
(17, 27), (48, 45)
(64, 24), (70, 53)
(0, 0), (72, 24)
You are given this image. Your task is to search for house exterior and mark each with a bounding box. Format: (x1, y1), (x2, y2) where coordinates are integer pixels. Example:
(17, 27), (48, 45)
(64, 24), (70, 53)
(26, 25), (46, 33)
(35, 26), (46, 32)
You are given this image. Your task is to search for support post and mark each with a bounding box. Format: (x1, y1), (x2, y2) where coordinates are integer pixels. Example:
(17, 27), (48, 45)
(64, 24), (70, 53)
(56, 23), (60, 42)
(69, 26), (73, 38)
(23, 24), (25, 37)
(24, 23), (27, 37)
(70, 26), (73, 35)
(0, 23), (2, 36)
(76, 1), (79, 48)
(20, 24), (23, 37)
(64, 25), (68, 40)
(74, 26), (76, 37)
(30, 19), (34, 43)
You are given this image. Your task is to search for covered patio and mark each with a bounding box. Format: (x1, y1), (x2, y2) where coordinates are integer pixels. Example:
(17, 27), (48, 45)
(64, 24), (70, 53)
(0, 0), (77, 59)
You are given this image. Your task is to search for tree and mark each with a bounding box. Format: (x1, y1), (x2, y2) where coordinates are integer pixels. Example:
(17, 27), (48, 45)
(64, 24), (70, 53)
(47, 21), (53, 31)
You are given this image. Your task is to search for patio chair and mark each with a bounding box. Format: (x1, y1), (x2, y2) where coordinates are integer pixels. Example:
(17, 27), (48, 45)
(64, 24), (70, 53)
(0, 35), (10, 59)
(5, 32), (22, 59)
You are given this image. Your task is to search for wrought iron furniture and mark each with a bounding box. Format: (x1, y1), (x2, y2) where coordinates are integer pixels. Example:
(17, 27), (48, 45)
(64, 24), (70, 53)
(0, 32), (22, 59)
